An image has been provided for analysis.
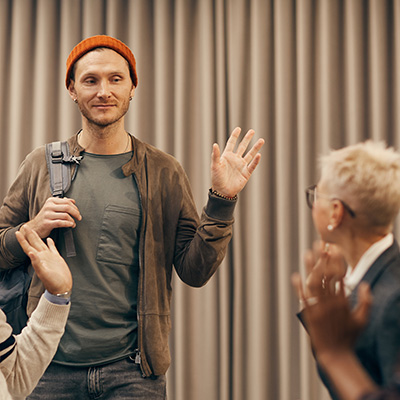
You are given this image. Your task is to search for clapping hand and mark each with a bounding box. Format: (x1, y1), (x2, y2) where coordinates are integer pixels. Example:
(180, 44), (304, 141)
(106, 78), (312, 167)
(302, 241), (347, 298)
(292, 272), (372, 357)
(292, 241), (371, 355)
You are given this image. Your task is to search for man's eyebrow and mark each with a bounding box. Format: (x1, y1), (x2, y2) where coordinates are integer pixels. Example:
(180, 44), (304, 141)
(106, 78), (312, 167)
(80, 70), (128, 77)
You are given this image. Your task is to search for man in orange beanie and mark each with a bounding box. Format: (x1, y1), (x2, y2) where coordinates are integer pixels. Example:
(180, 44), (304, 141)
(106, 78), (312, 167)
(0, 35), (264, 398)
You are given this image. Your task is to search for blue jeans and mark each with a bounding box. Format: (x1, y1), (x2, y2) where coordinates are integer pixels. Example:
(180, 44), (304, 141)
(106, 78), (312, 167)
(27, 357), (167, 399)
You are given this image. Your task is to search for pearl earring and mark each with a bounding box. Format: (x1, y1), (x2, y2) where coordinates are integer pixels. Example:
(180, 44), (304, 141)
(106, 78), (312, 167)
(327, 224), (333, 231)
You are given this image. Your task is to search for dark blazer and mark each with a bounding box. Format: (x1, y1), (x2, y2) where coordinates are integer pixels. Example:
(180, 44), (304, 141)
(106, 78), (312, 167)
(302, 240), (400, 400)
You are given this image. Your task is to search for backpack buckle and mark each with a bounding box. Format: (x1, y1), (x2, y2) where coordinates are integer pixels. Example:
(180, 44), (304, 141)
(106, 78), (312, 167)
(51, 150), (63, 163)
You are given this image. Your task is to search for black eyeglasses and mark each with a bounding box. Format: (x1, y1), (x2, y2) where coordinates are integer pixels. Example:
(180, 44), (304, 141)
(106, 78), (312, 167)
(305, 184), (356, 218)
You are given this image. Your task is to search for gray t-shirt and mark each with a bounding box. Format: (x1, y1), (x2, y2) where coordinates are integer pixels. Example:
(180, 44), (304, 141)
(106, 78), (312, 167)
(54, 151), (141, 366)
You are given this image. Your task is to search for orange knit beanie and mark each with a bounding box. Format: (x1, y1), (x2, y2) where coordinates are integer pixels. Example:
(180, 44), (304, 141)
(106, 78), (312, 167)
(65, 35), (138, 88)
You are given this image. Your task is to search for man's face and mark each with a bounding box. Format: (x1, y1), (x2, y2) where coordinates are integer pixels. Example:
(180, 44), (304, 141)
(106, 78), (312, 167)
(68, 48), (135, 128)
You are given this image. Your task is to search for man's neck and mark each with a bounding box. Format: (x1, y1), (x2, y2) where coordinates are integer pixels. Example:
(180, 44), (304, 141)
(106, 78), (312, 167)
(79, 121), (131, 155)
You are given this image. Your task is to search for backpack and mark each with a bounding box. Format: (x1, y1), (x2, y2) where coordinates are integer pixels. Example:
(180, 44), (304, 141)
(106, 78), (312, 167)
(0, 140), (81, 333)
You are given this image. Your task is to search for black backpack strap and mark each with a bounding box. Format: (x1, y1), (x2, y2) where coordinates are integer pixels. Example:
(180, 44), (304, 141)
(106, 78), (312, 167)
(45, 141), (82, 257)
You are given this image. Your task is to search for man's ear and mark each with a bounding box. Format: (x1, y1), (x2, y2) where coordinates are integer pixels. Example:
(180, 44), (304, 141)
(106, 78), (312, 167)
(68, 81), (77, 101)
(130, 85), (135, 99)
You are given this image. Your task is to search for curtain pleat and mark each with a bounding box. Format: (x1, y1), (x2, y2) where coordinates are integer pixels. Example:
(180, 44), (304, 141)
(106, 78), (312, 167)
(1, 1), (399, 399)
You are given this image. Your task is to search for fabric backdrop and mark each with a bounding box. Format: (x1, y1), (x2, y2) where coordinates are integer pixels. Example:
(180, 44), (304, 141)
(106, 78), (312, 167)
(1, 1), (399, 399)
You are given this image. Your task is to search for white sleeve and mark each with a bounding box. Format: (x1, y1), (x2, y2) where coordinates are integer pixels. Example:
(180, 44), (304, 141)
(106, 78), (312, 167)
(0, 295), (70, 398)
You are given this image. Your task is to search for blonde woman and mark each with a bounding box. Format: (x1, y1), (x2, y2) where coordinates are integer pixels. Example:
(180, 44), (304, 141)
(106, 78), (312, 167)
(295, 141), (400, 400)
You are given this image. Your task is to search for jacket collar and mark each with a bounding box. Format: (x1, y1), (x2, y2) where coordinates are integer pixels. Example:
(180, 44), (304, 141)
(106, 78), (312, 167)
(349, 239), (399, 305)
(67, 131), (146, 177)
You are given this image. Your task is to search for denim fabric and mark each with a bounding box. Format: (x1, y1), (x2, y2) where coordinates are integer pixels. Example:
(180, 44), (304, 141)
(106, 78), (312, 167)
(27, 357), (166, 399)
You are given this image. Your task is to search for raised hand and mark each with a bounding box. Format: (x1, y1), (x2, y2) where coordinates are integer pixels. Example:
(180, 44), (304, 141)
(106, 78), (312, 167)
(211, 127), (265, 198)
(23, 197), (82, 239)
(15, 225), (72, 295)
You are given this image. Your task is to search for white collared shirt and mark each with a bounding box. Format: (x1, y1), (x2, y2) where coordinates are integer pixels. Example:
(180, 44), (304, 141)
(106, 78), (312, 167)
(343, 233), (394, 295)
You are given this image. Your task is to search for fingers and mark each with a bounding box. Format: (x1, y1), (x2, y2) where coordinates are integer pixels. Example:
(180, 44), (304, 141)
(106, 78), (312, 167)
(16, 225), (46, 257)
(211, 143), (221, 165)
(247, 153), (262, 174)
(357, 282), (372, 303)
(243, 138), (265, 166)
(304, 241), (325, 274)
(26, 197), (82, 238)
(337, 279), (346, 297)
(313, 240), (325, 259)
(17, 225), (73, 294)
(15, 230), (33, 257)
(353, 282), (372, 329)
(305, 259), (326, 297)
(26, 250), (39, 265)
(49, 197), (82, 222)
(223, 128), (265, 160)
(21, 225), (47, 250)
(291, 272), (309, 304)
(325, 244), (347, 280)
(235, 129), (255, 157)
(46, 237), (58, 253)
(223, 127), (242, 153)
(304, 241), (346, 297)
(304, 249), (316, 276)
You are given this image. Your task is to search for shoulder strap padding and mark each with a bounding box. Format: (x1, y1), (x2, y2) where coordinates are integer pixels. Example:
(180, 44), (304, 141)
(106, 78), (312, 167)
(46, 141), (72, 197)
(45, 141), (82, 258)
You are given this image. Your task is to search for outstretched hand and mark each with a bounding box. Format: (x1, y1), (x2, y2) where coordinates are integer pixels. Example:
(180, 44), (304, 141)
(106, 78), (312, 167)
(15, 225), (72, 295)
(211, 127), (265, 198)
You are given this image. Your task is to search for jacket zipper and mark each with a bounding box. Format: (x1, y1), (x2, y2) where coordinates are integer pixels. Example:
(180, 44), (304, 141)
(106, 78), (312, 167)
(132, 172), (151, 377)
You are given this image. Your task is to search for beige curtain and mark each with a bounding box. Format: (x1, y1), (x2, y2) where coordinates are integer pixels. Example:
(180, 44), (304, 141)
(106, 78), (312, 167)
(1, 0), (399, 399)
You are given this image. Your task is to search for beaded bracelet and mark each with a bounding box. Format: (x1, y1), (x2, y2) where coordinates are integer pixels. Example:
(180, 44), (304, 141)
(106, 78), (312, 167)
(209, 188), (238, 201)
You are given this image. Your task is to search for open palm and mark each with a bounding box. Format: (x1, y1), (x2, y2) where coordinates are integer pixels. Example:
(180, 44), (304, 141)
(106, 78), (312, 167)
(211, 127), (264, 197)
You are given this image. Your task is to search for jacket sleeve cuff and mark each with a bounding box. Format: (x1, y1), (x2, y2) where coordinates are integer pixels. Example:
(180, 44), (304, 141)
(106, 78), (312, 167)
(204, 191), (236, 221)
(4, 225), (28, 261)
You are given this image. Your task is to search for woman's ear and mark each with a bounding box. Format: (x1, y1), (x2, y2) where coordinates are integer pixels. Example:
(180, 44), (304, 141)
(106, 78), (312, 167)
(328, 200), (345, 230)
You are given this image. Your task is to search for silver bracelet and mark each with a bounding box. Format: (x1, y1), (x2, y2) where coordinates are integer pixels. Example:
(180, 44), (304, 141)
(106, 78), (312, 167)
(54, 290), (72, 299)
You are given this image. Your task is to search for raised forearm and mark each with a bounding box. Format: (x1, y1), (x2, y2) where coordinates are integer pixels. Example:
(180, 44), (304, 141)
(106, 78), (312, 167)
(174, 195), (235, 287)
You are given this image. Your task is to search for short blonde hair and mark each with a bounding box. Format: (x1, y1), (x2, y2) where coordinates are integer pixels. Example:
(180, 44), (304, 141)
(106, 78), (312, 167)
(319, 140), (400, 227)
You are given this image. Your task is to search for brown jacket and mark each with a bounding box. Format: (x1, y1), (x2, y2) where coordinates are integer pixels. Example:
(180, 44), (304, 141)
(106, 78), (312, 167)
(0, 134), (235, 376)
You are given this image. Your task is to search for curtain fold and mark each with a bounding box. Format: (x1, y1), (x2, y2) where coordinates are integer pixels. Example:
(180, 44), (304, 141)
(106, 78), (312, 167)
(1, 1), (399, 399)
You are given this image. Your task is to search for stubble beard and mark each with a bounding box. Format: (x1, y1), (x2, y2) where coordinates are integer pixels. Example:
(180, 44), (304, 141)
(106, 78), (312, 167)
(77, 99), (130, 128)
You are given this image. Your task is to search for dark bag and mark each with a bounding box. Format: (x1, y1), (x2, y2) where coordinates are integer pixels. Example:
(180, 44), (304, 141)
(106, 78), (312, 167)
(0, 265), (33, 334)
(0, 140), (81, 333)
